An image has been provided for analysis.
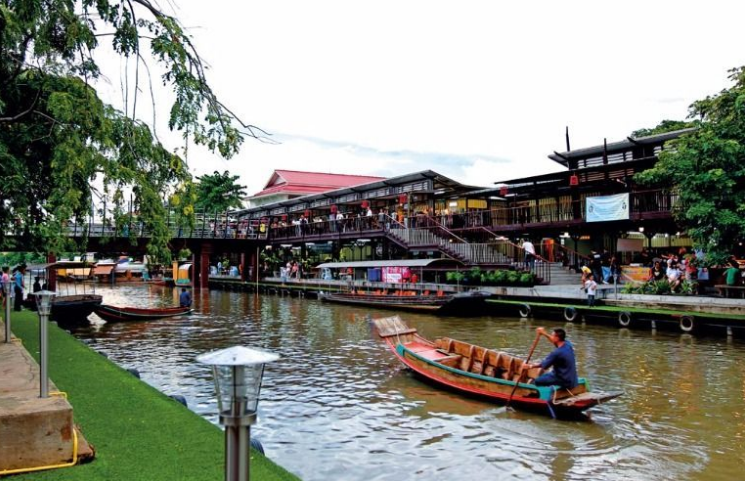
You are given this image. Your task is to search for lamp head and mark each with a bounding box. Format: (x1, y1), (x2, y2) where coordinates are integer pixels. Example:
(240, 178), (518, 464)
(34, 290), (56, 316)
(197, 346), (279, 420)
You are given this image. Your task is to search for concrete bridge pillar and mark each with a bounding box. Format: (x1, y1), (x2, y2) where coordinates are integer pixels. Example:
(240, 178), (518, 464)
(198, 243), (213, 290)
(240, 253), (247, 282)
(241, 248), (258, 283)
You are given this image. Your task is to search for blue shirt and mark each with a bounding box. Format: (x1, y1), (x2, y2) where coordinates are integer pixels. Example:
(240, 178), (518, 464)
(179, 290), (192, 307)
(539, 340), (578, 389)
(14, 271), (23, 289)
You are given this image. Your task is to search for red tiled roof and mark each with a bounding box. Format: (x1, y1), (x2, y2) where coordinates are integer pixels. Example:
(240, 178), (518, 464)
(251, 170), (386, 198)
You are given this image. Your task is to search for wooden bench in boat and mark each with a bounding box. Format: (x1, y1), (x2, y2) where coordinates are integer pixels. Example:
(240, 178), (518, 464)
(434, 337), (543, 382)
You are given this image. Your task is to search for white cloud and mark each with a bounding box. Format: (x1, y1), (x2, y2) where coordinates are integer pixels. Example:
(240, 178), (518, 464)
(90, 0), (745, 197)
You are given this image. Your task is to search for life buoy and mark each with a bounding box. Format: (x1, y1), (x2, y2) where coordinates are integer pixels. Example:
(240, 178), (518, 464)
(680, 315), (695, 333)
(518, 304), (532, 318)
(564, 306), (578, 322)
(618, 311), (632, 327)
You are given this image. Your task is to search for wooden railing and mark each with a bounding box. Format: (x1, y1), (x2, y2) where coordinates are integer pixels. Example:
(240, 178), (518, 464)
(54, 189), (677, 245)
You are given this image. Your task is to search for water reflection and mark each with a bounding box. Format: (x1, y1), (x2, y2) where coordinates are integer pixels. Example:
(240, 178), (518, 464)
(74, 284), (745, 481)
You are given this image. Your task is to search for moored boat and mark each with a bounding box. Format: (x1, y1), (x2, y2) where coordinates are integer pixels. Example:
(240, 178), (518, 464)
(320, 289), (488, 313)
(320, 290), (453, 311)
(94, 304), (193, 322)
(372, 316), (622, 417)
(25, 293), (103, 323)
(53, 294), (103, 322)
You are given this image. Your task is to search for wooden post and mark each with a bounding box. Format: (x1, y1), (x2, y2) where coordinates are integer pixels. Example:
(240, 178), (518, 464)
(47, 253), (57, 292)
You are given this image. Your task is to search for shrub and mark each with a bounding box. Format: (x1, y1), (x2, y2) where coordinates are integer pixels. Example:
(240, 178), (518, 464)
(519, 272), (535, 286)
(443, 268), (534, 287)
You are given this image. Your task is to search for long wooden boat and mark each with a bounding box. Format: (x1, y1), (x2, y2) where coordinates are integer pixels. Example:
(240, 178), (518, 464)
(319, 290), (487, 313)
(53, 294), (103, 322)
(94, 304), (193, 323)
(372, 316), (622, 418)
(26, 294), (103, 323)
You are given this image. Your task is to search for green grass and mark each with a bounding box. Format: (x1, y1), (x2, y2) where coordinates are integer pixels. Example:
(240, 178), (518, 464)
(10, 311), (300, 481)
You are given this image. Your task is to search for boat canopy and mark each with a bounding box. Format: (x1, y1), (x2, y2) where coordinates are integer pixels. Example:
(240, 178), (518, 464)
(315, 259), (464, 269)
(93, 265), (115, 275)
(23, 261), (92, 271)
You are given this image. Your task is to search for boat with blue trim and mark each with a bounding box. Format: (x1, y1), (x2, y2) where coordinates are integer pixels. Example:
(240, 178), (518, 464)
(372, 316), (622, 417)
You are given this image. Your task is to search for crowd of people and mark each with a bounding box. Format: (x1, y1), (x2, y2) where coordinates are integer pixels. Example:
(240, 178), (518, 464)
(0, 264), (48, 312)
(636, 247), (704, 291)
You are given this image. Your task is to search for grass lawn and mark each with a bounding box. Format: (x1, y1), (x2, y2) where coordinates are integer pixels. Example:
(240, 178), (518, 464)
(10, 311), (300, 480)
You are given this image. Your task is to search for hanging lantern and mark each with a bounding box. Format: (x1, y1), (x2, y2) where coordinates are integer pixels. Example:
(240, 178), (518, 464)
(569, 174), (579, 186)
(361, 200), (369, 209)
(281, 214), (288, 221)
(304, 209), (311, 218)
(330, 204), (338, 213)
(499, 186), (508, 197)
(398, 194), (407, 205)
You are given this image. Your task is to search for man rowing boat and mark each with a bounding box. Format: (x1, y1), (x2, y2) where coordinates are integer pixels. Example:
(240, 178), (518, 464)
(525, 327), (578, 389)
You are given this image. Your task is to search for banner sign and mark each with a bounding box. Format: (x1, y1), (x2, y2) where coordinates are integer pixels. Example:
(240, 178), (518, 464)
(586, 193), (629, 223)
(381, 267), (411, 283)
(621, 266), (649, 285)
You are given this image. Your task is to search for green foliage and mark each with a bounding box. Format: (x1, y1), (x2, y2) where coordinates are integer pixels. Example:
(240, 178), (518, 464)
(631, 119), (695, 138)
(445, 271), (465, 283)
(636, 67), (745, 260)
(194, 170), (248, 213)
(621, 279), (698, 296)
(444, 268), (535, 287)
(0, 1), (259, 261)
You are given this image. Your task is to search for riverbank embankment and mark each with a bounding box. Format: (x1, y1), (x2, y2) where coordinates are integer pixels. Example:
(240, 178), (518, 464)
(8, 311), (299, 481)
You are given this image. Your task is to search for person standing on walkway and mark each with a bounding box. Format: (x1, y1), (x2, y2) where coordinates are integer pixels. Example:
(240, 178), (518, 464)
(13, 265), (25, 311)
(523, 239), (536, 270)
(584, 274), (598, 307)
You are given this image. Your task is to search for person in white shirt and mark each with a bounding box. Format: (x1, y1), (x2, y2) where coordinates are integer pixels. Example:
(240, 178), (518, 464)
(584, 274), (598, 307)
(522, 240), (536, 269)
(667, 263), (681, 292)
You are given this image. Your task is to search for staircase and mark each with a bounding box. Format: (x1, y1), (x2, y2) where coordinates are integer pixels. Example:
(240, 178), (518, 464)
(546, 262), (583, 285)
(385, 227), (511, 265)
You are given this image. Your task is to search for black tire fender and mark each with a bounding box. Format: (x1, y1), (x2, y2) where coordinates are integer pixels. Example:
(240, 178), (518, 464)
(680, 315), (695, 333)
(518, 304), (532, 318)
(564, 306), (578, 322)
(618, 311), (632, 327)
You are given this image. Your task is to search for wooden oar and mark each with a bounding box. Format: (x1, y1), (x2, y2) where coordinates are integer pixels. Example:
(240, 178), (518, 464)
(505, 331), (542, 411)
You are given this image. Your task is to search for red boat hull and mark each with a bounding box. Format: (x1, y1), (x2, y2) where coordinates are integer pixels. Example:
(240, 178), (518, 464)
(373, 316), (622, 418)
(94, 304), (193, 322)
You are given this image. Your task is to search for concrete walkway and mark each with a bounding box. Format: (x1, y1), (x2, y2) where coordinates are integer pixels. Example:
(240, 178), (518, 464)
(0, 321), (94, 474)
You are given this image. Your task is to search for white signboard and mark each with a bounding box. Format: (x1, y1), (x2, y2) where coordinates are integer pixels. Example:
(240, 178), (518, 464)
(586, 193), (630, 223)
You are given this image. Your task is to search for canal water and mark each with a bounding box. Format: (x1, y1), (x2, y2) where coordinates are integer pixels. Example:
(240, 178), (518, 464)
(74, 284), (745, 481)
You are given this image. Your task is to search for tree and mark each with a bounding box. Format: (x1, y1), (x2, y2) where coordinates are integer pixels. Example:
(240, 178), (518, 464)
(194, 170), (248, 213)
(0, 1), (264, 262)
(631, 119), (695, 138)
(635, 67), (745, 263)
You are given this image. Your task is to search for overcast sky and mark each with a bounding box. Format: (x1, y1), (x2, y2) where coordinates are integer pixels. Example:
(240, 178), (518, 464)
(96, 0), (745, 196)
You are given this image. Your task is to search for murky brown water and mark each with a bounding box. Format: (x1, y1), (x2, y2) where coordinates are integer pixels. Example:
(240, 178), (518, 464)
(73, 284), (745, 481)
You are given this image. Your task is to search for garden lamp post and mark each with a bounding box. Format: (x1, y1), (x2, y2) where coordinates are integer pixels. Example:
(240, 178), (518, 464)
(35, 290), (56, 398)
(4, 283), (11, 343)
(197, 346), (279, 481)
